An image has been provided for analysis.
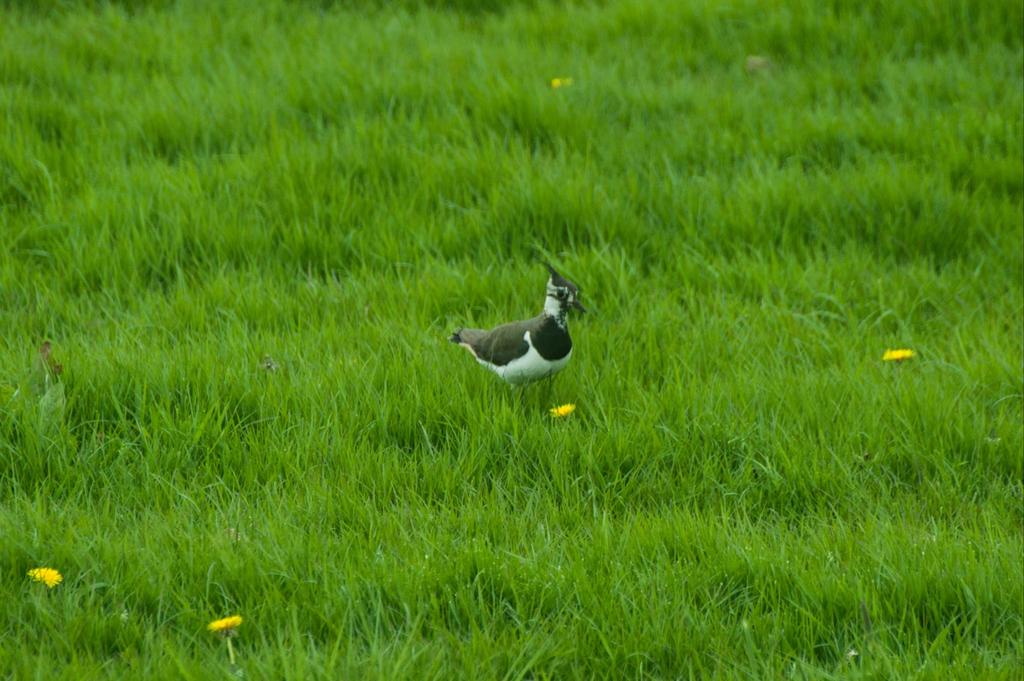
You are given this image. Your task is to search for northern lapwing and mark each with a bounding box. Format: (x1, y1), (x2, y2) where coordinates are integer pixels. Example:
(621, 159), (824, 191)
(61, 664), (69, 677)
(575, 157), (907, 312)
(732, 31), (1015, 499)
(449, 263), (586, 385)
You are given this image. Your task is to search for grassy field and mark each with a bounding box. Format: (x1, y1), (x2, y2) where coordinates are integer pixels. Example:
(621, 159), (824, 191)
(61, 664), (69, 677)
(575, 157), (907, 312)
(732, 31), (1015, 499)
(1, 0), (1022, 678)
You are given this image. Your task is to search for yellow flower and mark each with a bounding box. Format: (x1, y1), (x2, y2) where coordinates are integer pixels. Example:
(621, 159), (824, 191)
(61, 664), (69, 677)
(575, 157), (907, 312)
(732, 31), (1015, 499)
(550, 77), (573, 89)
(27, 567), (63, 588)
(882, 349), (916, 362)
(208, 615), (243, 634)
(549, 403), (576, 418)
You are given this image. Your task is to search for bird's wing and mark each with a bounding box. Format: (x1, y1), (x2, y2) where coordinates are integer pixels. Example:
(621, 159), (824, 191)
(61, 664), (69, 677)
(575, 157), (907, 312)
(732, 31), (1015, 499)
(463, 318), (534, 366)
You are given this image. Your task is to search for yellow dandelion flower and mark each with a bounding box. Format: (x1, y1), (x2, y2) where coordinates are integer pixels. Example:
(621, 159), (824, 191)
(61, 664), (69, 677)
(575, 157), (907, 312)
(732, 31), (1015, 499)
(549, 403), (576, 418)
(549, 77), (573, 89)
(27, 567), (63, 588)
(208, 615), (243, 634)
(882, 349), (916, 362)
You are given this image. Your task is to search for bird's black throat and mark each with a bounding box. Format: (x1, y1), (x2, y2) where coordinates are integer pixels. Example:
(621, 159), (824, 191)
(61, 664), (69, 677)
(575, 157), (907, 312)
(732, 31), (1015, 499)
(532, 314), (572, 360)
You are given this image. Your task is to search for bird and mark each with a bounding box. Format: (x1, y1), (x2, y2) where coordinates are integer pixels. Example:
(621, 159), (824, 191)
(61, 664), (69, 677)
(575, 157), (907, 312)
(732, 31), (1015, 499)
(449, 263), (586, 386)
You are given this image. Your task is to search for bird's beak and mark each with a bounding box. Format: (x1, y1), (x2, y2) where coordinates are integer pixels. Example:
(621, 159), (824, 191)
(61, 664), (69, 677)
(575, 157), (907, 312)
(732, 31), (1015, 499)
(572, 299), (587, 313)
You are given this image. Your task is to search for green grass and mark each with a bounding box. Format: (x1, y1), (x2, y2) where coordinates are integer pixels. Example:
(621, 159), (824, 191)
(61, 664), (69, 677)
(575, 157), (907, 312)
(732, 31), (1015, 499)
(1, 0), (1022, 677)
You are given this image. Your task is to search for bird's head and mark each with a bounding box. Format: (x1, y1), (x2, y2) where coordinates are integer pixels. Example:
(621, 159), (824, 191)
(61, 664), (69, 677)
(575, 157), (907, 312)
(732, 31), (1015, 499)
(544, 262), (586, 317)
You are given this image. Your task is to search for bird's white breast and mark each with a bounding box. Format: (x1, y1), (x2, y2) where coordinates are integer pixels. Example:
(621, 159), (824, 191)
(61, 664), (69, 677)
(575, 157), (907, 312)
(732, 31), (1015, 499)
(477, 331), (571, 386)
